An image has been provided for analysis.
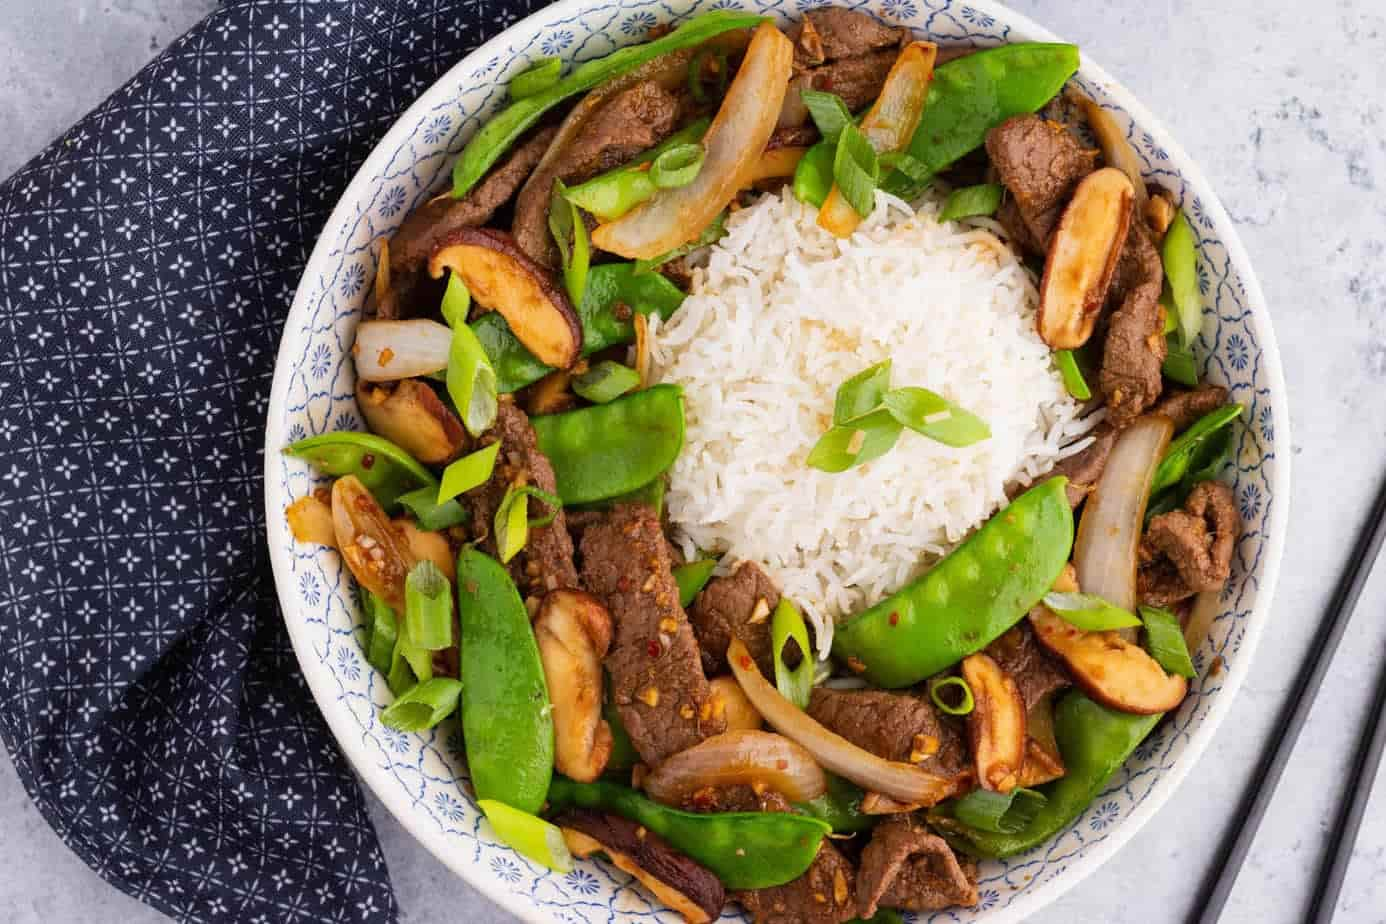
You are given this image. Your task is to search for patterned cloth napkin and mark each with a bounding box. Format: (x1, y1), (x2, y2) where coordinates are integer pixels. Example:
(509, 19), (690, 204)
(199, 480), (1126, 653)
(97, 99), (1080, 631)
(0, 2), (543, 921)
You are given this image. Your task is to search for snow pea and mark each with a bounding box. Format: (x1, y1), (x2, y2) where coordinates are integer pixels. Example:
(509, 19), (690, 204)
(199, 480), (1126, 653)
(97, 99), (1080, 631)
(794, 773), (875, 834)
(1149, 403), (1242, 497)
(546, 777), (831, 889)
(532, 384), (685, 505)
(883, 43), (1081, 200)
(452, 11), (766, 197)
(792, 139), (836, 208)
(284, 432), (437, 511)
(457, 547), (554, 814)
(473, 263), (687, 393)
(832, 477), (1073, 688)
(933, 690), (1161, 858)
(564, 118), (712, 220)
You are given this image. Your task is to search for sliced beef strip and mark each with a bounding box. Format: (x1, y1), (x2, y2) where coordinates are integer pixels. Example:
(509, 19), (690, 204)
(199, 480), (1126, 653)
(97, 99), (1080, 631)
(1153, 385), (1230, 432)
(513, 80), (683, 267)
(735, 841), (857, 924)
(580, 504), (725, 765)
(995, 195), (1045, 256)
(984, 621), (1070, 710)
(688, 561), (780, 676)
(985, 114), (1099, 249)
(377, 125), (557, 319)
(1138, 480), (1239, 606)
(856, 816), (980, 917)
(1050, 423), (1118, 508)
(1099, 221), (1168, 428)
(788, 8), (906, 69)
(465, 400), (579, 597)
(801, 49), (899, 114)
(807, 688), (970, 785)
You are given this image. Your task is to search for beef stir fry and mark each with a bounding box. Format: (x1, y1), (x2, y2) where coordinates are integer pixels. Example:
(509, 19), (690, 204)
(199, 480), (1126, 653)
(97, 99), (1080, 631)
(283, 9), (1244, 920)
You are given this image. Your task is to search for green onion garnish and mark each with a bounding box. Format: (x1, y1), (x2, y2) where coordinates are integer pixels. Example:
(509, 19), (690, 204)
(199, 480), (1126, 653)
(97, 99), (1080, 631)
(550, 180), (590, 307)
(950, 787), (1047, 834)
(938, 183), (1005, 222)
(437, 441), (500, 504)
(493, 484), (564, 563)
(1043, 591), (1143, 631)
(772, 599), (814, 709)
(673, 558), (718, 608)
(1150, 404), (1243, 496)
(833, 359), (892, 426)
(649, 143), (706, 189)
(381, 677), (463, 732)
(929, 676), (975, 716)
(799, 88), (853, 143)
(573, 360), (641, 404)
(446, 321), (498, 436)
(508, 57), (563, 100)
(364, 590), (398, 676)
(832, 121), (880, 218)
(563, 118), (711, 221)
(1162, 336), (1199, 386)
(397, 485), (468, 531)
(1140, 605), (1197, 679)
(1054, 349), (1092, 400)
(440, 272), (471, 328)
(1162, 210), (1202, 346)
(404, 560), (454, 651)
(479, 799), (575, 873)
(879, 150), (931, 184)
(882, 386), (991, 448)
(806, 409), (903, 473)
(687, 47), (728, 104)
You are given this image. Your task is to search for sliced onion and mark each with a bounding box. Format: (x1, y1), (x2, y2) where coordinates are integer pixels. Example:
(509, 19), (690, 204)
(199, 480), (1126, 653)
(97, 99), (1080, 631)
(643, 729), (827, 805)
(592, 23), (793, 260)
(1183, 589), (1221, 655)
(744, 146), (808, 185)
(354, 319), (452, 382)
(727, 639), (958, 807)
(1073, 415), (1174, 614)
(1080, 97), (1149, 215)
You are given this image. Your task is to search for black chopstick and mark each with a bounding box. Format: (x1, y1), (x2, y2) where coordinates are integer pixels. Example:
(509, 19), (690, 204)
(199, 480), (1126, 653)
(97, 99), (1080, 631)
(1305, 635), (1386, 923)
(1190, 470), (1386, 924)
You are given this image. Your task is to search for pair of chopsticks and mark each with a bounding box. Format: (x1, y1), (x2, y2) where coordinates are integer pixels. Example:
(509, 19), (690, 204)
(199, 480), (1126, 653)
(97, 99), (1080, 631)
(1191, 472), (1386, 924)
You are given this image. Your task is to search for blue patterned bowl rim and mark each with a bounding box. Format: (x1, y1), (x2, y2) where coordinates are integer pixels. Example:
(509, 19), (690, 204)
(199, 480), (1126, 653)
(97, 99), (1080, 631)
(264, 1), (1291, 921)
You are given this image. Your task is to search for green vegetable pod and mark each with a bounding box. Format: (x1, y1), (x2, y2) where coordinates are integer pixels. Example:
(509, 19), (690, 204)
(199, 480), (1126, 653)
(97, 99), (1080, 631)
(457, 548), (554, 814)
(546, 778), (831, 890)
(284, 431), (437, 511)
(673, 558), (718, 608)
(933, 690), (1161, 858)
(793, 773), (875, 834)
(831, 477), (1074, 688)
(532, 384), (685, 505)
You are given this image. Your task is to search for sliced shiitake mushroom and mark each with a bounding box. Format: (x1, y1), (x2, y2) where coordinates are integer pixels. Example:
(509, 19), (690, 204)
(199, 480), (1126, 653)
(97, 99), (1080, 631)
(961, 653), (1027, 793)
(1038, 166), (1134, 349)
(559, 810), (725, 924)
(535, 590), (614, 783)
(286, 491), (336, 547)
(332, 474), (418, 611)
(428, 228), (582, 369)
(1030, 606), (1187, 715)
(357, 379), (467, 465)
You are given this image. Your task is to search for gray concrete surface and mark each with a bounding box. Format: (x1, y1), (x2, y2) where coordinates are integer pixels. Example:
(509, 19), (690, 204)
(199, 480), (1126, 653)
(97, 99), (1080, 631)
(3, 1), (1385, 922)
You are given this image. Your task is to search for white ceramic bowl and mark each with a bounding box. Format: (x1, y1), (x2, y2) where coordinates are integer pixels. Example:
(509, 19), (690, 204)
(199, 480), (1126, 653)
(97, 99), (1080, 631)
(264, 1), (1290, 920)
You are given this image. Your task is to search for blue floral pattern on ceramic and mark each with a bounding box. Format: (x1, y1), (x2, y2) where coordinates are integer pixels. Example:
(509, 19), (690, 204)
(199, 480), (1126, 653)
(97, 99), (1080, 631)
(264, 1), (1289, 921)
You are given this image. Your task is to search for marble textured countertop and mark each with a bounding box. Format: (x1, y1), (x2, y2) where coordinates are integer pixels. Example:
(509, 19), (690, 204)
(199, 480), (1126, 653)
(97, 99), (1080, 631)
(2, 1), (1384, 922)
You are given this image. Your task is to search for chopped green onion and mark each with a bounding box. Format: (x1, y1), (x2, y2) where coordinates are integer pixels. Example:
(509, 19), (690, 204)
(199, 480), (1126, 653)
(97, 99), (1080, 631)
(573, 361), (640, 404)
(1163, 335), (1199, 386)
(493, 485), (564, 564)
(1150, 404), (1243, 496)
(386, 653), (417, 697)
(549, 179), (574, 267)
(1162, 210), (1202, 346)
(440, 272), (471, 328)
(792, 140), (836, 208)
(1140, 605), (1196, 679)
(832, 121), (879, 218)
(929, 676), (975, 716)
(649, 143), (706, 189)
(878, 151), (930, 183)
(882, 386), (991, 448)
(806, 409), (903, 473)
(397, 485), (468, 531)
(437, 441), (501, 503)
(478, 799), (575, 872)
(509, 57), (563, 100)
(391, 616), (433, 691)
(673, 559), (718, 608)
(772, 599), (814, 710)
(404, 560), (454, 651)
(833, 359), (892, 426)
(549, 180), (590, 306)
(563, 119), (711, 221)
(950, 787), (1047, 834)
(633, 212), (727, 274)
(381, 677), (463, 731)
(1054, 349), (1092, 400)
(938, 183), (1004, 222)
(1043, 591), (1143, 631)
(446, 322), (498, 436)
(799, 89), (853, 143)
(364, 590), (398, 675)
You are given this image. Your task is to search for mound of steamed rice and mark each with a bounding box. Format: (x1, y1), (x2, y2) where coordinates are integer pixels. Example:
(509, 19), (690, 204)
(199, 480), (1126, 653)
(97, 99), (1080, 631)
(648, 187), (1099, 658)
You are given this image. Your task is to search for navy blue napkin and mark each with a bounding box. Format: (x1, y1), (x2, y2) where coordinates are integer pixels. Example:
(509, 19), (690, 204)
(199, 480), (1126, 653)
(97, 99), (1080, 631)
(0, 2), (543, 920)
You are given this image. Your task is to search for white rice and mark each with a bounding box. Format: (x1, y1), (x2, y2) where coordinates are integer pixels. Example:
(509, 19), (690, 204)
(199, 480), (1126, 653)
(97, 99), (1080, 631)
(649, 187), (1096, 658)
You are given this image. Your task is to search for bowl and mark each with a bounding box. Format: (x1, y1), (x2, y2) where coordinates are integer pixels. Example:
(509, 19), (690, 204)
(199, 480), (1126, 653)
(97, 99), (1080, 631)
(263, 1), (1290, 920)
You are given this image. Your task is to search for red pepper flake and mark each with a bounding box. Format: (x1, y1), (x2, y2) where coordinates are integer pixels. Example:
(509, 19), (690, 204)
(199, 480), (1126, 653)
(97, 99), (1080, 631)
(775, 759), (788, 771)
(888, 611), (900, 627)
(738, 655), (754, 671)
(360, 453), (375, 470)
(647, 639), (663, 658)
(618, 576), (634, 592)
